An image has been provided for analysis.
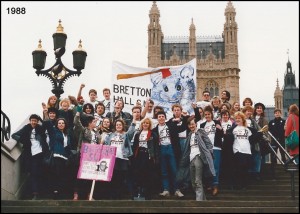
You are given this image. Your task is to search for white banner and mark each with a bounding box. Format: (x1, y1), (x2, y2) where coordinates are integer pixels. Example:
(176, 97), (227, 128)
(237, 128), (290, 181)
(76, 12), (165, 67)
(111, 58), (197, 117)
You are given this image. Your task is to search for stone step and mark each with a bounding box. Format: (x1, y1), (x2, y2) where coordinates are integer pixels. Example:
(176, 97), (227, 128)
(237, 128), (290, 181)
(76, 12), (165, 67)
(2, 200), (299, 213)
(2, 205), (298, 213)
(2, 200), (298, 207)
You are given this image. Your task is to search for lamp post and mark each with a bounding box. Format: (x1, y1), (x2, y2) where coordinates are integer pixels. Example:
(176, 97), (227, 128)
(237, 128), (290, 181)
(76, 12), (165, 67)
(32, 20), (87, 99)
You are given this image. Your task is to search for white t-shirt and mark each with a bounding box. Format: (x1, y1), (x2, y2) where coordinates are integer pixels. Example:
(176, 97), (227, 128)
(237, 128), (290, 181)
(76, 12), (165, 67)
(86, 100), (99, 110)
(197, 119), (206, 129)
(204, 121), (221, 150)
(63, 134), (68, 147)
(196, 101), (212, 110)
(131, 120), (141, 144)
(110, 133), (128, 160)
(145, 111), (153, 119)
(102, 99), (111, 117)
(94, 113), (103, 128)
(139, 130), (148, 148)
(176, 119), (186, 138)
(158, 124), (171, 146)
(151, 118), (158, 129)
(90, 131), (98, 144)
(221, 120), (233, 133)
(30, 129), (43, 156)
(232, 126), (252, 154)
(190, 132), (200, 162)
(246, 118), (252, 128)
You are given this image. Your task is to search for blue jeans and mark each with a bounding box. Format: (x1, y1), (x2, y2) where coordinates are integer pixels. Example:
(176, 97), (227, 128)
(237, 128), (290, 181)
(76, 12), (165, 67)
(179, 138), (186, 154)
(249, 150), (261, 173)
(212, 149), (221, 187)
(160, 144), (178, 192)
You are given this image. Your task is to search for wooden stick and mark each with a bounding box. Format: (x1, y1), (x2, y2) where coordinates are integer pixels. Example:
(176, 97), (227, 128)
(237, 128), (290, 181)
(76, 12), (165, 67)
(89, 180), (96, 201)
(117, 69), (161, 80)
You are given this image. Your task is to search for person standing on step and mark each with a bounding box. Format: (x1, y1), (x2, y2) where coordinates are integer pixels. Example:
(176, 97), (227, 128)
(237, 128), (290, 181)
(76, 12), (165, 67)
(200, 106), (223, 196)
(285, 104), (299, 164)
(12, 114), (48, 200)
(152, 111), (186, 198)
(132, 118), (159, 199)
(268, 109), (286, 179)
(180, 115), (215, 201)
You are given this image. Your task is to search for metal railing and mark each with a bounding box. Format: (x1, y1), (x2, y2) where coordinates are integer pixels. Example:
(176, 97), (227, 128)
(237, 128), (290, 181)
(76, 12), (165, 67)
(264, 126), (299, 200)
(1, 110), (11, 144)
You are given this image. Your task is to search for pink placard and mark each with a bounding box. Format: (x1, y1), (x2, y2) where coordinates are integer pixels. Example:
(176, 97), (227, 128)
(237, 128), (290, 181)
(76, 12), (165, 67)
(77, 143), (116, 181)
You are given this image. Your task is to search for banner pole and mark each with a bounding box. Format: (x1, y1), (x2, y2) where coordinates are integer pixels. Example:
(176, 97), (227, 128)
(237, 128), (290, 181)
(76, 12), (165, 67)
(89, 180), (96, 201)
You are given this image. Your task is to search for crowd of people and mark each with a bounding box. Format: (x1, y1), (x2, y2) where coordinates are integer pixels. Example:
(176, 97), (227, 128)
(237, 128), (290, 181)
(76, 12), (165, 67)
(12, 84), (299, 201)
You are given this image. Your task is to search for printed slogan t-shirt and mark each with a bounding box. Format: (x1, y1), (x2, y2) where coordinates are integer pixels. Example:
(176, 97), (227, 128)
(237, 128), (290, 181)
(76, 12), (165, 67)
(232, 126), (252, 154)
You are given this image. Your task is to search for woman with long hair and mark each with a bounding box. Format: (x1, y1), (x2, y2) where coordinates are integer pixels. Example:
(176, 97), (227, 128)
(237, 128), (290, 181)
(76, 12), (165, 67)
(285, 104), (299, 164)
(103, 119), (136, 199)
(46, 117), (72, 199)
(132, 118), (159, 199)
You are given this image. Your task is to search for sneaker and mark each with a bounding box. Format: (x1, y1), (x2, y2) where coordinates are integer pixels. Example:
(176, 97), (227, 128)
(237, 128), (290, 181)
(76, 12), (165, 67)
(32, 194), (38, 200)
(212, 187), (218, 196)
(159, 190), (170, 197)
(73, 192), (79, 200)
(53, 191), (59, 200)
(174, 190), (184, 198)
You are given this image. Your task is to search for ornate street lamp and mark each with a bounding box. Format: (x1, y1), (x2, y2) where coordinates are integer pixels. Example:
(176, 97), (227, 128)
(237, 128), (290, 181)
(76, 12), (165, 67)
(32, 20), (87, 99)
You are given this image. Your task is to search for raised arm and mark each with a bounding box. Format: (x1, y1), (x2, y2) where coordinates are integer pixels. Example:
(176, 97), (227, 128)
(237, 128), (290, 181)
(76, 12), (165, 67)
(77, 83), (85, 100)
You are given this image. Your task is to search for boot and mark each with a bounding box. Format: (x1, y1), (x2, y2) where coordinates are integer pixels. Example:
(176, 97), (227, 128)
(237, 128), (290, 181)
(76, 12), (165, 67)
(195, 188), (206, 201)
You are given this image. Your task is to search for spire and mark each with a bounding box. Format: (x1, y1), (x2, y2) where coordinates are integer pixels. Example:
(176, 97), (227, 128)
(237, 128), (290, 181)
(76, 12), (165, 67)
(274, 78), (282, 96)
(150, 1), (160, 15)
(189, 18), (195, 30)
(225, 1), (236, 14)
(287, 59), (292, 73)
(189, 17), (196, 59)
(274, 78), (283, 112)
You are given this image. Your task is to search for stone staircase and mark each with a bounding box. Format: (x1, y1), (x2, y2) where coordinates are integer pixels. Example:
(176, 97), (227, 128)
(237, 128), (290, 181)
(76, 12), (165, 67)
(1, 164), (299, 213)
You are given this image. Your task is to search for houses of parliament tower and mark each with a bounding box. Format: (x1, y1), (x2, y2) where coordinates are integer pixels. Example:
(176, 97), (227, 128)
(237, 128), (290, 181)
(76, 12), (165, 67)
(147, 1), (240, 102)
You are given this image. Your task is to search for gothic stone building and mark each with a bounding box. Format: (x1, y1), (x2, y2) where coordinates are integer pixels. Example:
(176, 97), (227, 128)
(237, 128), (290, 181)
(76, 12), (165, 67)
(147, 1), (240, 102)
(274, 59), (299, 118)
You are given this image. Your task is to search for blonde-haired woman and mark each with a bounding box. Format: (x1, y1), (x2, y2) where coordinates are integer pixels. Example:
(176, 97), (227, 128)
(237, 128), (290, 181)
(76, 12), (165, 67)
(131, 118), (159, 199)
(226, 111), (263, 189)
(230, 101), (240, 119)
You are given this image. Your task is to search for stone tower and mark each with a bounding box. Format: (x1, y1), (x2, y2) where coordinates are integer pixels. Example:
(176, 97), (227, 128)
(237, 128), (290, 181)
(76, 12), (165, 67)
(148, 1), (163, 68)
(282, 59), (299, 117)
(147, 1), (240, 102)
(274, 78), (283, 114)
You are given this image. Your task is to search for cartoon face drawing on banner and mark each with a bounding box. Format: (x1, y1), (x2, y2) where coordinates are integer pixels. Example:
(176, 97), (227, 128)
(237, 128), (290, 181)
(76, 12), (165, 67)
(150, 65), (196, 115)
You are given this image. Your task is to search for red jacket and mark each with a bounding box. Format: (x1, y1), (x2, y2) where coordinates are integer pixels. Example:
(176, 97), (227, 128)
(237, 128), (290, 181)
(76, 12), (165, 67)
(285, 114), (299, 156)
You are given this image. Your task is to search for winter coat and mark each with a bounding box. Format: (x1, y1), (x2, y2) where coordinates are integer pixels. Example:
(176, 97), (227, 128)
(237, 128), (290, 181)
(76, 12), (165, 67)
(179, 128), (216, 180)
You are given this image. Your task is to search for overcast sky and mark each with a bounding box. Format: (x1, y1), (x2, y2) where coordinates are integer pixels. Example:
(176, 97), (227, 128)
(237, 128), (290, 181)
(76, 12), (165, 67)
(1, 1), (299, 132)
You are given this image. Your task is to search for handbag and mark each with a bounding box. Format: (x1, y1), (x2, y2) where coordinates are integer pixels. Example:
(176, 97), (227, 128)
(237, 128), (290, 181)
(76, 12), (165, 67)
(259, 135), (272, 156)
(43, 150), (54, 167)
(285, 115), (299, 150)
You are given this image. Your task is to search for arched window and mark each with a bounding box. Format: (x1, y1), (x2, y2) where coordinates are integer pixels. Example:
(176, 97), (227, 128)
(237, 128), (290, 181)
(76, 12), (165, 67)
(205, 80), (219, 97)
